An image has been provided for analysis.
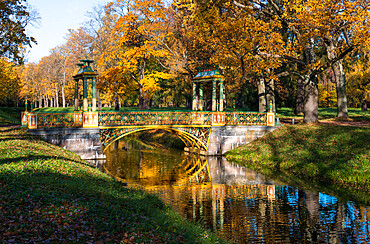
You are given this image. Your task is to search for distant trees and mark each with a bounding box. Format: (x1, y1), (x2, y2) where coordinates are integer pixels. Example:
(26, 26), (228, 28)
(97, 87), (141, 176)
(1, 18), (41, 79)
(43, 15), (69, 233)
(16, 0), (370, 121)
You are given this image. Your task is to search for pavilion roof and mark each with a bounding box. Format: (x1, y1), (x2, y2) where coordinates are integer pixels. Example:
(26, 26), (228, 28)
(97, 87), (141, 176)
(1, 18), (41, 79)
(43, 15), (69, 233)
(73, 60), (97, 79)
(193, 68), (224, 81)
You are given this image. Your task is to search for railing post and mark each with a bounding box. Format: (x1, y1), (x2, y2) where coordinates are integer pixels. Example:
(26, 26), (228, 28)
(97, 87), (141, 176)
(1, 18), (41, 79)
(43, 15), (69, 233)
(28, 112), (37, 129)
(267, 100), (275, 126)
(83, 111), (99, 128)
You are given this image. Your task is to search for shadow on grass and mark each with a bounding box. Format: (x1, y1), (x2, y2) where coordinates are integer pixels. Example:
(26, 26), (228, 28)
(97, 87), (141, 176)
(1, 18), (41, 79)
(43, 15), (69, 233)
(0, 167), (221, 243)
(0, 155), (83, 165)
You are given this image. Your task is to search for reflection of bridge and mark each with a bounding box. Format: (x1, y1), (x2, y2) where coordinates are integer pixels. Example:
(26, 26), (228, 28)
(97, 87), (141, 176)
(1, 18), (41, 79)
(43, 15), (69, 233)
(23, 109), (277, 159)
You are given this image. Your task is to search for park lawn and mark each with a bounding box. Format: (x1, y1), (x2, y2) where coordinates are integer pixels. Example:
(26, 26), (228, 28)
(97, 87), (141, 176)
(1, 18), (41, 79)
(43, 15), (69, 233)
(0, 126), (227, 243)
(226, 124), (370, 203)
(277, 107), (370, 121)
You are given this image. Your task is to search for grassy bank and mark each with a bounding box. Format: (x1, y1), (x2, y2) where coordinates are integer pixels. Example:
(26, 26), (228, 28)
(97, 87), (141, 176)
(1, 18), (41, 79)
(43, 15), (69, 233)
(0, 107), (23, 125)
(0, 126), (227, 243)
(226, 124), (370, 204)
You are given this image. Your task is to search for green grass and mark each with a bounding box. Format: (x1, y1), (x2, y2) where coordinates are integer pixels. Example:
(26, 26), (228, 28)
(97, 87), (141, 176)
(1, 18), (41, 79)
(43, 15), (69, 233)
(277, 107), (370, 121)
(0, 126), (228, 243)
(32, 106), (193, 113)
(0, 107), (24, 125)
(226, 124), (370, 204)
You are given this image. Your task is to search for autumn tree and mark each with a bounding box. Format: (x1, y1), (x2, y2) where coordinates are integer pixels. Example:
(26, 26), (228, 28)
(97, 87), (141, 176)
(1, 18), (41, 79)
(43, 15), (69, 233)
(0, 58), (21, 106)
(0, 0), (38, 63)
(98, 0), (172, 109)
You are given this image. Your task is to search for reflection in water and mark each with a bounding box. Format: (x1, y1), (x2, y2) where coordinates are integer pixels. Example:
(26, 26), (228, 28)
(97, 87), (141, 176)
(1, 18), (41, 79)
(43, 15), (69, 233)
(104, 140), (370, 243)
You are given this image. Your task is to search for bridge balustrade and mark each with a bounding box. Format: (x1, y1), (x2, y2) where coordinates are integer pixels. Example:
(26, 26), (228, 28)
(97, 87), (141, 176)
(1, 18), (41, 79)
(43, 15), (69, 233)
(35, 112), (83, 129)
(29, 110), (272, 129)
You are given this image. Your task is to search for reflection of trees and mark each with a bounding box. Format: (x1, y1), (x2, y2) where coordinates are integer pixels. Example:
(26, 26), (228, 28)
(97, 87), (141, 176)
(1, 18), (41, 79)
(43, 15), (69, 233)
(103, 143), (370, 243)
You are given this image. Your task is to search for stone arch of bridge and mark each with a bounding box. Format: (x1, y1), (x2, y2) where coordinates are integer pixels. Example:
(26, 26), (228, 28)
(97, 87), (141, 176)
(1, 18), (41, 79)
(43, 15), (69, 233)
(100, 126), (210, 153)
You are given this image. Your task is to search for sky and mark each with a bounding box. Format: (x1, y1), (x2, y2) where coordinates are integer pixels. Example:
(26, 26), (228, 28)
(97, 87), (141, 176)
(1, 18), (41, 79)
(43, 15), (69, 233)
(26, 0), (110, 63)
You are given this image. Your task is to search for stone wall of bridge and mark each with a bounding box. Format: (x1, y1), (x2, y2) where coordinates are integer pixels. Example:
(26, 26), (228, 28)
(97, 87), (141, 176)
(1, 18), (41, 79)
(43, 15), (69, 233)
(28, 128), (105, 160)
(204, 126), (278, 155)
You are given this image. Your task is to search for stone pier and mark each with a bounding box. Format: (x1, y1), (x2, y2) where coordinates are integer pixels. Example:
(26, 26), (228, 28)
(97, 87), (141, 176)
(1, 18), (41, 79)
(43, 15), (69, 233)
(204, 125), (277, 155)
(28, 128), (105, 160)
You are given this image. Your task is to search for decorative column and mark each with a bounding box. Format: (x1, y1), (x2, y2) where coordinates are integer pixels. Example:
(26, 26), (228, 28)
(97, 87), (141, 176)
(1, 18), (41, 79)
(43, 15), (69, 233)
(267, 100), (275, 126)
(192, 82), (197, 110)
(199, 83), (203, 111)
(83, 77), (88, 112)
(92, 77), (97, 112)
(219, 79), (224, 112)
(212, 80), (217, 111)
(74, 78), (79, 111)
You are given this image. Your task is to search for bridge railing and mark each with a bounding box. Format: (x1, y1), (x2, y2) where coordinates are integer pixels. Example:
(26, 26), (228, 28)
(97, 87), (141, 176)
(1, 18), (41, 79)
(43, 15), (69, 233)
(34, 112), (83, 129)
(225, 112), (267, 126)
(26, 110), (274, 129)
(98, 111), (214, 126)
(99, 111), (271, 127)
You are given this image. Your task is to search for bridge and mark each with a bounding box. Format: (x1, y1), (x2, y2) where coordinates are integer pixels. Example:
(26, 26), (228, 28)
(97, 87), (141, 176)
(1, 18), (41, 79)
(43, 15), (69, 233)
(23, 109), (277, 159)
(22, 61), (277, 159)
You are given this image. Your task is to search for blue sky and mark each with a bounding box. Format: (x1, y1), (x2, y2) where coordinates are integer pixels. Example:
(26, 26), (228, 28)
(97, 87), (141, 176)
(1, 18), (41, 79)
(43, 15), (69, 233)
(26, 0), (110, 63)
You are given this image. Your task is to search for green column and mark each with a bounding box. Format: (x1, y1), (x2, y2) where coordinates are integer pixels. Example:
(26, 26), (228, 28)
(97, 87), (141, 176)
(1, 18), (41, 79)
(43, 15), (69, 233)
(92, 77), (97, 112)
(74, 79), (79, 111)
(83, 77), (88, 112)
(219, 79), (224, 112)
(192, 82), (197, 110)
(199, 83), (203, 111)
(212, 80), (217, 111)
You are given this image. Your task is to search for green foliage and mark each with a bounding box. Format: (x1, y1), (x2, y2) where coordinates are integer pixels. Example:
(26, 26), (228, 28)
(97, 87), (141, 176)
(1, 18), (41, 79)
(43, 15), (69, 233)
(226, 124), (370, 204)
(0, 0), (37, 63)
(0, 126), (227, 243)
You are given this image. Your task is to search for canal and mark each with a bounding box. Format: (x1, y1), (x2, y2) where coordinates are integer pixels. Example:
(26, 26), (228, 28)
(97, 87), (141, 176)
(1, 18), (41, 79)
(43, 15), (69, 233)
(101, 137), (370, 243)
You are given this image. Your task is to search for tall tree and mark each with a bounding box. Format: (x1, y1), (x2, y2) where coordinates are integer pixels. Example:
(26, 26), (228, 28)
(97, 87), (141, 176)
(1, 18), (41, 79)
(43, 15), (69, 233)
(0, 0), (38, 63)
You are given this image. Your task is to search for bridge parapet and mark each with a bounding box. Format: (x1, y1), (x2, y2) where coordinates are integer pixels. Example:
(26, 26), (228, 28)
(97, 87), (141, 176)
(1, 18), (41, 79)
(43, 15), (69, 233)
(98, 111), (271, 127)
(98, 111), (213, 126)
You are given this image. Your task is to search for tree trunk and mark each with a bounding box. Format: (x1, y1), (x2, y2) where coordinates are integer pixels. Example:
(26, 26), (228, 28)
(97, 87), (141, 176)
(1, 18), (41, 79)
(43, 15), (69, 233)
(258, 77), (266, 112)
(45, 95), (48, 107)
(332, 59), (349, 119)
(362, 98), (367, 111)
(303, 74), (319, 123)
(138, 84), (144, 109)
(114, 93), (119, 111)
(303, 37), (319, 123)
(97, 89), (102, 111)
(295, 77), (304, 115)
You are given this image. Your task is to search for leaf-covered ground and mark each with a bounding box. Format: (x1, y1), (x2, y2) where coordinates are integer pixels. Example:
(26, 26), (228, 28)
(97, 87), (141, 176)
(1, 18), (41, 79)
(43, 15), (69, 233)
(0, 126), (227, 243)
(226, 124), (370, 204)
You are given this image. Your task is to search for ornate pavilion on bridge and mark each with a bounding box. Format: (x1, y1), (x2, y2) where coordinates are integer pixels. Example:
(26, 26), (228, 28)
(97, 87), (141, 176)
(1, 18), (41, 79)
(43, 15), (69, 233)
(192, 66), (225, 112)
(73, 60), (98, 112)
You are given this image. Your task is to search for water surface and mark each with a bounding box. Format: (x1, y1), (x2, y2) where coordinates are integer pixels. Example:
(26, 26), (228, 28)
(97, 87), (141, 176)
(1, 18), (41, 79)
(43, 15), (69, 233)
(103, 140), (370, 243)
